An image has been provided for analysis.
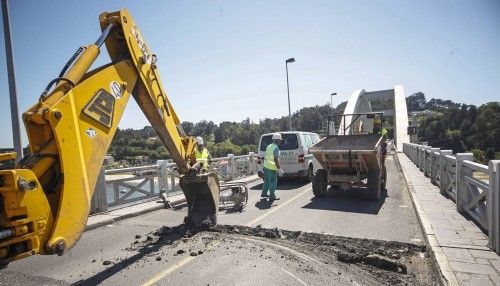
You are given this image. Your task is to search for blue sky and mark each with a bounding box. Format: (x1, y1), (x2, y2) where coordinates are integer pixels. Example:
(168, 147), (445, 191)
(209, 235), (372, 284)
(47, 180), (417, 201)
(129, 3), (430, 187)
(1, 0), (499, 148)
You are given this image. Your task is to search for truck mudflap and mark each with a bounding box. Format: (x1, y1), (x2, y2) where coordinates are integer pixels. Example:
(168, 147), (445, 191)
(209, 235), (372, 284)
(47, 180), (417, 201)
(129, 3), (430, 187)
(179, 172), (220, 228)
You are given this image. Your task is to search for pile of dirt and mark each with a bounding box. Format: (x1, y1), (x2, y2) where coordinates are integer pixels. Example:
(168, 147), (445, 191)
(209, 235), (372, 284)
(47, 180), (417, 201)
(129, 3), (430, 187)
(124, 223), (437, 285)
(207, 224), (435, 285)
(210, 224), (426, 266)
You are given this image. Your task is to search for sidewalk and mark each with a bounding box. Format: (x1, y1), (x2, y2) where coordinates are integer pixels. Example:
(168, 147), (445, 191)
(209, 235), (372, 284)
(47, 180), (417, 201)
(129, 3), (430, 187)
(397, 153), (500, 286)
(86, 174), (260, 231)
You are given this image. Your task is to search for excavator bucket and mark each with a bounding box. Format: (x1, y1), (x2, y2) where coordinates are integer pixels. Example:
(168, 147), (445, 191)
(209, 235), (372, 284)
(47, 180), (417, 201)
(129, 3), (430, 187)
(179, 172), (220, 228)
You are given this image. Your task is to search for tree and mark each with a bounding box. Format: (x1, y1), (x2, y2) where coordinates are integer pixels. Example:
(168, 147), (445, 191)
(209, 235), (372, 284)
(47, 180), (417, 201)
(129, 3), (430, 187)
(406, 92), (426, 112)
(108, 96), (499, 165)
(181, 121), (194, 135)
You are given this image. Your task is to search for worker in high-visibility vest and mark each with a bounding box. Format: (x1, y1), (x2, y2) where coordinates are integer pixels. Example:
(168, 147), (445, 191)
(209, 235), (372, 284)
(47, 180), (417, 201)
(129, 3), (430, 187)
(195, 136), (212, 172)
(372, 116), (388, 164)
(261, 133), (283, 201)
(372, 116), (388, 138)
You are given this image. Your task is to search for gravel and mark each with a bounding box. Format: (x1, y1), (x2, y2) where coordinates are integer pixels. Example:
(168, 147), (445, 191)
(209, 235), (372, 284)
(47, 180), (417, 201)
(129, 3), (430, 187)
(122, 223), (438, 285)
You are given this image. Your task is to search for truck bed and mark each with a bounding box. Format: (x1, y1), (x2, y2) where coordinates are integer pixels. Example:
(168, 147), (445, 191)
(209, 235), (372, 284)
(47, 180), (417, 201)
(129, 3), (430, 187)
(309, 134), (381, 154)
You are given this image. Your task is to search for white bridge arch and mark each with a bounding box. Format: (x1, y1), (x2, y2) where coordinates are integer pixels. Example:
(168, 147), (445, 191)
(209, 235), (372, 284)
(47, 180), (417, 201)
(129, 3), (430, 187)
(339, 85), (409, 152)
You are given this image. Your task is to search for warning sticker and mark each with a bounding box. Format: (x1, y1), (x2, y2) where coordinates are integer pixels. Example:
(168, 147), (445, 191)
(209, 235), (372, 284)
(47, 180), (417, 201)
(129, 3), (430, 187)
(83, 89), (115, 128)
(110, 81), (122, 99)
(131, 25), (152, 64)
(86, 128), (97, 139)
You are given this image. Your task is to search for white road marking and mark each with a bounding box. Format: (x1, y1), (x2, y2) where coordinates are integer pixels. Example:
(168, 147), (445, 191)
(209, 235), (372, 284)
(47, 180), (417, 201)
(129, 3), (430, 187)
(141, 188), (311, 285)
(280, 267), (308, 286)
(246, 187), (311, 227)
(141, 241), (220, 286)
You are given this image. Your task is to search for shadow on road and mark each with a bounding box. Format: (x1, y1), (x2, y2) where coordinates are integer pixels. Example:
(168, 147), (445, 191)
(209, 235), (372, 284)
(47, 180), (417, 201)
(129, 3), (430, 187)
(302, 187), (388, 215)
(254, 198), (276, 210)
(250, 179), (309, 191)
(221, 207), (245, 214)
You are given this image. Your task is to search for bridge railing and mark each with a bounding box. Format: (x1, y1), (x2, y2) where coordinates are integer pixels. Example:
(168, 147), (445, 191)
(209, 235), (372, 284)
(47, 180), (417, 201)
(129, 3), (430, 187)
(403, 143), (500, 254)
(90, 152), (258, 214)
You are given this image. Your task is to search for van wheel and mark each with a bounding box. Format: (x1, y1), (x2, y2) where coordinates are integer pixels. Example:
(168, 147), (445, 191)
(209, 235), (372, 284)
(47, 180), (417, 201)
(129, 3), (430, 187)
(304, 165), (313, 183)
(312, 169), (327, 197)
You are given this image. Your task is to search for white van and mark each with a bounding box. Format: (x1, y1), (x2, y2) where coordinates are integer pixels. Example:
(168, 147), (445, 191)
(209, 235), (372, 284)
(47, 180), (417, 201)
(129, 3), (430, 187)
(257, 131), (321, 181)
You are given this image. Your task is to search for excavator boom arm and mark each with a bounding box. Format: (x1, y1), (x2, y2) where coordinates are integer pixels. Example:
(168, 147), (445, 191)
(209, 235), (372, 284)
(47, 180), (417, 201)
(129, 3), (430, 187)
(0, 9), (216, 265)
(98, 10), (196, 173)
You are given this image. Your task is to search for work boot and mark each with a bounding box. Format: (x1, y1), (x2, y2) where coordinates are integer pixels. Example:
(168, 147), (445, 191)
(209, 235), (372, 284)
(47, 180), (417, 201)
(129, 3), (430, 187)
(269, 196), (280, 201)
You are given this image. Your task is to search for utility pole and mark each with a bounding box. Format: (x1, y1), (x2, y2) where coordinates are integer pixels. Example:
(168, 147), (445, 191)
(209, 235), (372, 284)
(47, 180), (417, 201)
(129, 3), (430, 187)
(285, 57), (295, 131)
(1, 0), (22, 161)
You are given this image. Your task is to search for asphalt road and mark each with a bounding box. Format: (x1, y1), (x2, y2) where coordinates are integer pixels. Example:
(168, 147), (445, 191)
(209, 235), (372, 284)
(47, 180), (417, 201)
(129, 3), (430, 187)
(2, 155), (427, 285)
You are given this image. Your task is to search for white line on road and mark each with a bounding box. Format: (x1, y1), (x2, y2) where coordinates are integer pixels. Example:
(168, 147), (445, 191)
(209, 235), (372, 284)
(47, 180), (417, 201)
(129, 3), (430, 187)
(142, 256), (195, 286)
(246, 187), (311, 227)
(141, 241), (220, 286)
(141, 187), (311, 285)
(280, 267), (308, 286)
(239, 235), (363, 286)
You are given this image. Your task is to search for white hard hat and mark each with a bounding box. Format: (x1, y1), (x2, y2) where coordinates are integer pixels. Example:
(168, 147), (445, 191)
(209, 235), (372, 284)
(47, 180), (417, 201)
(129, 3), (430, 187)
(196, 136), (204, 145)
(272, 133), (282, 140)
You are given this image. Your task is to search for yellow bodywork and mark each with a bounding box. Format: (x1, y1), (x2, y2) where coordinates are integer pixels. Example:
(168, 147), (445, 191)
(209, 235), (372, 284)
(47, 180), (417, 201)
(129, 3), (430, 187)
(0, 9), (217, 264)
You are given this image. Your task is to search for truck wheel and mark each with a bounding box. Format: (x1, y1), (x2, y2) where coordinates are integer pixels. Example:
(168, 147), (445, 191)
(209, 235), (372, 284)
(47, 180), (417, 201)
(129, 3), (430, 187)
(381, 166), (387, 190)
(330, 183), (340, 191)
(0, 261), (8, 269)
(210, 214), (217, 226)
(184, 215), (194, 227)
(367, 170), (381, 201)
(312, 169), (327, 197)
(304, 165), (314, 183)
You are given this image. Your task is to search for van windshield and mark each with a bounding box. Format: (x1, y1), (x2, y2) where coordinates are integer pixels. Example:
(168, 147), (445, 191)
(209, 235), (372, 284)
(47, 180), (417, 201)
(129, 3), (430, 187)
(260, 134), (299, 151)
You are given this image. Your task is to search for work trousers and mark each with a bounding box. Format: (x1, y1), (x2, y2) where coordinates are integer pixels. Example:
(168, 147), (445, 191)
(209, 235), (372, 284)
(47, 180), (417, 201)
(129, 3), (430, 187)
(262, 167), (278, 198)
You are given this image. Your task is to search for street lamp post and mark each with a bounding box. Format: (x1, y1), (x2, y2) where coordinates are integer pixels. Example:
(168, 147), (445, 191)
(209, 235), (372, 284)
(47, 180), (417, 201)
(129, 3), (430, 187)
(330, 92), (337, 117)
(1, 0), (22, 161)
(328, 92), (337, 136)
(285, 57), (295, 131)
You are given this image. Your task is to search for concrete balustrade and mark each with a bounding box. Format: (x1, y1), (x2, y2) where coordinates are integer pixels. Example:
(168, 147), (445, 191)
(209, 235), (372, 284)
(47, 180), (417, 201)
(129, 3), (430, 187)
(430, 147), (440, 184)
(403, 143), (500, 255)
(489, 160), (500, 253)
(91, 152), (258, 215)
(439, 150), (453, 197)
(456, 153), (475, 213)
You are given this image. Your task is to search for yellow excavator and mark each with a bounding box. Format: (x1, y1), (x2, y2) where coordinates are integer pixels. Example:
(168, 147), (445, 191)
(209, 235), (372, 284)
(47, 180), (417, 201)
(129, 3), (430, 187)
(0, 9), (220, 265)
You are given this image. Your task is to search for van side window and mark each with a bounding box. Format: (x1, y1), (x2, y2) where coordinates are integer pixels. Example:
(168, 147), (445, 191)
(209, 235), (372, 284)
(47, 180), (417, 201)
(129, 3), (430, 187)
(312, 134), (320, 144)
(303, 134), (312, 148)
(261, 134), (299, 151)
(259, 135), (272, 151)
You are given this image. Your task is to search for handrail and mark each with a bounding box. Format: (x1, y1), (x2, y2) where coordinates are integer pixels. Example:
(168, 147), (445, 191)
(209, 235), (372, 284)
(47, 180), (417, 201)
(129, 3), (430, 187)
(462, 160), (489, 173)
(91, 152), (258, 215)
(402, 142), (500, 255)
(105, 164), (160, 174)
